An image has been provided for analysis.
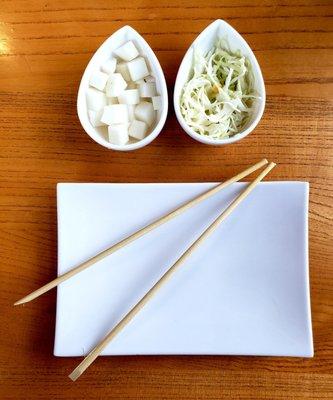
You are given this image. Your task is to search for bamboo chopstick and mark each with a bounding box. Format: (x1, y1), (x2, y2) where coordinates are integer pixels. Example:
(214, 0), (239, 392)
(68, 161), (276, 381)
(14, 159), (268, 306)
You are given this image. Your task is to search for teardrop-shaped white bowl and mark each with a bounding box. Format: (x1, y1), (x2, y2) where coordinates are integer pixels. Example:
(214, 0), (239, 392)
(77, 26), (168, 151)
(173, 19), (265, 145)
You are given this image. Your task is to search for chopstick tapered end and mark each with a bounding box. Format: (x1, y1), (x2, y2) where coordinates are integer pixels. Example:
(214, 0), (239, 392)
(14, 298), (27, 306)
(13, 282), (53, 305)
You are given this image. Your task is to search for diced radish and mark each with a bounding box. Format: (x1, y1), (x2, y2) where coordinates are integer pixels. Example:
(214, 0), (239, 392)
(107, 96), (118, 105)
(86, 88), (107, 111)
(88, 109), (105, 127)
(86, 44), (159, 140)
(101, 58), (117, 74)
(139, 82), (156, 97)
(89, 70), (109, 91)
(152, 96), (162, 110)
(128, 119), (148, 140)
(134, 101), (155, 126)
(108, 124), (129, 145)
(127, 105), (135, 122)
(127, 81), (137, 89)
(118, 89), (140, 105)
(127, 57), (149, 81)
(101, 104), (128, 125)
(116, 62), (131, 81)
(144, 75), (155, 83)
(105, 73), (127, 97)
(114, 41), (139, 61)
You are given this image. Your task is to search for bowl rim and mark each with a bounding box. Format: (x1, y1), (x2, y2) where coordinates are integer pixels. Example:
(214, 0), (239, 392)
(173, 19), (266, 146)
(77, 25), (168, 151)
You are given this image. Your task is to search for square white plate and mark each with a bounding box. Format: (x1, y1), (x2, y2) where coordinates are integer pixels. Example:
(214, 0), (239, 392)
(54, 182), (313, 357)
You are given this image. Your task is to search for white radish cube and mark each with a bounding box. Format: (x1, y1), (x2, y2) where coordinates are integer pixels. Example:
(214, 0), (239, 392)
(101, 58), (117, 74)
(86, 88), (107, 111)
(129, 119), (148, 140)
(135, 101), (155, 126)
(127, 81), (137, 89)
(118, 89), (140, 105)
(107, 96), (118, 105)
(105, 73), (127, 97)
(152, 96), (162, 110)
(88, 109), (105, 127)
(127, 105), (135, 122)
(116, 62), (131, 81)
(89, 70), (109, 91)
(101, 104), (128, 125)
(135, 79), (145, 85)
(139, 82), (157, 97)
(108, 124), (129, 146)
(114, 41), (139, 61)
(127, 57), (149, 81)
(144, 75), (155, 82)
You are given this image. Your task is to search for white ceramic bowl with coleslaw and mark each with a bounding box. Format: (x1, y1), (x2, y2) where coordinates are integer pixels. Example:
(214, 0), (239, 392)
(173, 20), (265, 145)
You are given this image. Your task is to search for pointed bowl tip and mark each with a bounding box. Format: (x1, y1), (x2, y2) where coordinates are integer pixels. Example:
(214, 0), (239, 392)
(173, 19), (266, 146)
(77, 25), (168, 151)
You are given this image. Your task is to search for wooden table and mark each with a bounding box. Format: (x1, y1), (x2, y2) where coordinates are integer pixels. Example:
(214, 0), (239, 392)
(1, 1), (332, 398)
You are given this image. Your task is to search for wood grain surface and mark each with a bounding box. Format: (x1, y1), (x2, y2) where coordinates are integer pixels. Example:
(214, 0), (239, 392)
(0, 0), (332, 398)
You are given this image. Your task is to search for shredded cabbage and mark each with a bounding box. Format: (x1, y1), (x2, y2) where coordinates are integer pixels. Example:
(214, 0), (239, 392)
(180, 39), (257, 139)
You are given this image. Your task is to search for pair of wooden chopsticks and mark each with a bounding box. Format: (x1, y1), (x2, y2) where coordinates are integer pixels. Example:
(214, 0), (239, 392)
(15, 158), (276, 381)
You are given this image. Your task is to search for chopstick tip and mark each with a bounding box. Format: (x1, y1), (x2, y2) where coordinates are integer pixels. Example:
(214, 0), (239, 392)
(14, 298), (25, 306)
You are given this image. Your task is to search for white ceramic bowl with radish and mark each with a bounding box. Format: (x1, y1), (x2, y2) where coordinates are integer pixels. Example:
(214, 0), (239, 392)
(78, 26), (168, 151)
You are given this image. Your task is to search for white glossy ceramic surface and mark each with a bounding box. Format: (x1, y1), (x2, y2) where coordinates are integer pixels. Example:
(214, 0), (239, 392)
(174, 20), (266, 145)
(77, 26), (168, 151)
(55, 182), (312, 357)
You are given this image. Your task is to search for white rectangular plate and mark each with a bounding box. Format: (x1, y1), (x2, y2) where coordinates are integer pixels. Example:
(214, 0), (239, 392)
(54, 182), (313, 357)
